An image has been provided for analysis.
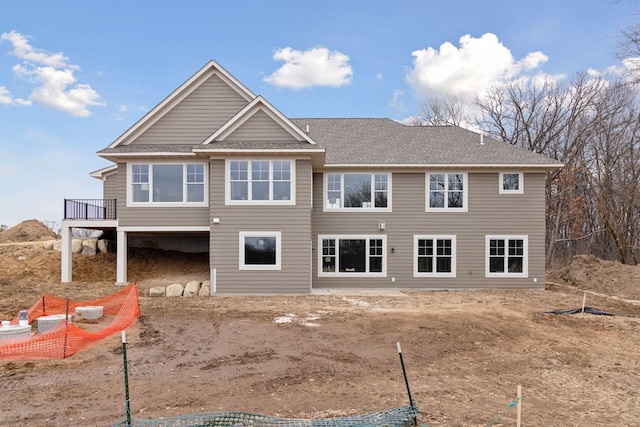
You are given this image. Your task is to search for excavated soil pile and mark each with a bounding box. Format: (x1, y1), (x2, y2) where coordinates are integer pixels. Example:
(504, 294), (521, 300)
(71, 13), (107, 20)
(0, 219), (58, 243)
(547, 254), (640, 301)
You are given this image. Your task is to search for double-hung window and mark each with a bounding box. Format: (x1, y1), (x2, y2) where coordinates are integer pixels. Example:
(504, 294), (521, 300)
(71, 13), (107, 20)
(486, 235), (528, 277)
(499, 172), (524, 194)
(227, 160), (294, 204)
(319, 235), (386, 277)
(129, 163), (206, 206)
(239, 231), (281, 270)
(426, 173), (467, 211)
(325, 173), (390, 210)
(414, 235), (456, 277)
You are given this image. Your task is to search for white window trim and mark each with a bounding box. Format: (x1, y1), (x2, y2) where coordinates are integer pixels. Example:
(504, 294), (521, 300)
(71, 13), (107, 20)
(225, 159), (296, 205)
(318, 234), (387, 277)
(239, 231), (282, 271)
(323, 172), (392, 212)
(499, 172), (524, 194)
(425, 172), (468, 212)
(485, 235), (528, 278)
(413, 235), (457, 278)
(126, 161), (208, 207)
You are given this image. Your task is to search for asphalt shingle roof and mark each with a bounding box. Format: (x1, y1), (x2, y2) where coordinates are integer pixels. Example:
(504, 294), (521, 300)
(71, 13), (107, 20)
(99, 118), (561, 168)
(291, 118), (561, 166)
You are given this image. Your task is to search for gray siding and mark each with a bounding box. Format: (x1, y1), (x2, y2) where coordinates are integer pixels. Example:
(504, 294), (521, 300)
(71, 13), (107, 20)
(104, 172), (117, 200)
(311, 171), (546, 290)
(210, 159), (312, 293)
(115, 163), (210, 227)
(133, 73), (249, 145)
(225, 110), (299, 142)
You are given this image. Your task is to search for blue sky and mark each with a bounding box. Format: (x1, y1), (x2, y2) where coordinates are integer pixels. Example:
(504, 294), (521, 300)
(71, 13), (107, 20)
(0, 0), (637, 228)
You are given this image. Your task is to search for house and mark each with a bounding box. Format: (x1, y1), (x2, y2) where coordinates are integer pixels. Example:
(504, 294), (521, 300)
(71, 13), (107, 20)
(61, 60), (563, 293)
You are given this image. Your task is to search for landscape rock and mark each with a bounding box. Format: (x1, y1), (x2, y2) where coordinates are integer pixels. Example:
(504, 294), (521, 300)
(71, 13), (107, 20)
(71, 239), (83, 254)
(97, 239), (115, 253)
(165, 283), (184, 297)
(42, 240), (56, 250)
(82, 239), (98, 255)
(199, 281), (211, 296)
(183, 280), (201, 297)
(149, 287), (166, 297)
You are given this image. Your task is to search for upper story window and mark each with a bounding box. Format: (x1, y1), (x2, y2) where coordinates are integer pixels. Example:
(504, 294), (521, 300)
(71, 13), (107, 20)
(227, 160), (294, 205)
(499, 172), (524, 194)
(426, 173), (467, 212)
(325, 173), (391, 211)
(485, 235), (528, 278)
(129, 162), (207, 206)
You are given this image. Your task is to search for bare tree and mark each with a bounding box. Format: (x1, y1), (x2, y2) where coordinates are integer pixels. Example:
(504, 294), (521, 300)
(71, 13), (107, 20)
(618, 21), (640, 85)
(578, 81), (640, 264)
(410, 94), (471, 126)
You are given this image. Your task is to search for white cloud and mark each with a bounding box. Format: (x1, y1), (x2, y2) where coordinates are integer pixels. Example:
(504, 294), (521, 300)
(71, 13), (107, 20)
(407, 33), (549, 100)
(621, 57), (640, 82)
(0, 30), (104, 117)
(1, 30), (71, 68)
(0, 86), (12, 104)
(389, 89), (406, 112)
(264, 46), (353, 89)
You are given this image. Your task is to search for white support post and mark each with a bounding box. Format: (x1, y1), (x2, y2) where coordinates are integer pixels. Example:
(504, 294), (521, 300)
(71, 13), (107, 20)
(61, 223), (73, 282)
(210, 268), (216, 295)
(116, 230), (128, 285)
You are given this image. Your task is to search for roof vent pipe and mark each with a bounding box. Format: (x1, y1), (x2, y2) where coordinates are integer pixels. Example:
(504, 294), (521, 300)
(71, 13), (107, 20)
(480, 133), (484, 145)
(306, 124), (310, 134)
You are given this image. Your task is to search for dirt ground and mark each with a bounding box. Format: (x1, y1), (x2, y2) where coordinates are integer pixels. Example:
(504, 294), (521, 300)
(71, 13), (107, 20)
(1, 221), (640, 426)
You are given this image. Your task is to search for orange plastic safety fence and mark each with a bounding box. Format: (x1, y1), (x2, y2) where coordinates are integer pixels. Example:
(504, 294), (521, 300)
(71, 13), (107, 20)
(0, 284), (140, 361)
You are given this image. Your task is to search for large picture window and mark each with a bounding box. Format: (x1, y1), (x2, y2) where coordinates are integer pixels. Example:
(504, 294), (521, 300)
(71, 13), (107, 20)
(319, 235), (386, 277)
(227, 160), (294, 204)
(486, 235), (528, 277)
(239, 231), (281, 270)
(414, 235), (456, 277)
(426, 173), (467, 211)
(129, 163), (206, 206)
(325, 173), (390, 210)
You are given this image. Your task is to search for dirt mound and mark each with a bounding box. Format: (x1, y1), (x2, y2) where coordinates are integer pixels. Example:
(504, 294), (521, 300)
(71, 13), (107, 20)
(0, 220), (58, 243)
(547, 254), (640, 300)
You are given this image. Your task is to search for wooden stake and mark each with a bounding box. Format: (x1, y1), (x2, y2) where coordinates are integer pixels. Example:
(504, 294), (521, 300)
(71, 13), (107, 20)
(581, 292), (587, 314)
(516, 384), (522, 427)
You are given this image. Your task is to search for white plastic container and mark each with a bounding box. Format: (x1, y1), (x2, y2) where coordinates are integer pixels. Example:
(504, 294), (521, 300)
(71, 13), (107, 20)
(74, 306), (104, 320)
(37, 314), (72, 333)
(0, 324), (31, 339)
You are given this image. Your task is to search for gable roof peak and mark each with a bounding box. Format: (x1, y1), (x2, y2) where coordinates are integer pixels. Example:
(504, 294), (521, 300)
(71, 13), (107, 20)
(106, 60), (256, 149)
(202, 94), (316, 145)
